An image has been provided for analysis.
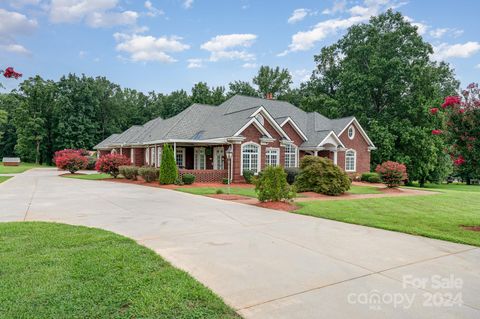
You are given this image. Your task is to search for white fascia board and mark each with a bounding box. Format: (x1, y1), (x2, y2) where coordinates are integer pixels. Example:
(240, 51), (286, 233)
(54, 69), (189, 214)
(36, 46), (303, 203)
(250, 106), (291, 140)
(338, 118), (375, 148)
(143, 138), (228, 145)
(317, 131), (345, 148)
(233, 117), (273, 138)
(280, 117), (308, 141)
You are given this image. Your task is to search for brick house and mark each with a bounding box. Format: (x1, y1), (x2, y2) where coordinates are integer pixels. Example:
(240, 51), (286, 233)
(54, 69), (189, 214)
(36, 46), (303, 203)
(94, 95), (375, 182)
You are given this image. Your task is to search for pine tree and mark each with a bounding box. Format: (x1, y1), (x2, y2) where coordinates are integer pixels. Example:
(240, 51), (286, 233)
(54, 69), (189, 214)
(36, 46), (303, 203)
(159, 144), (178, 184)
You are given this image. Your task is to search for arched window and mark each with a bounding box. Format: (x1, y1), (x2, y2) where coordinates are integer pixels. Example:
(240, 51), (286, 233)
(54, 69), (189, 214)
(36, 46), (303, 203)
(110, 149), (117, 155)
(284, 144), (297, 168)
(348, 125), (355, 139)
(242, 143), (260, 174)
(345, 149), (356, 172)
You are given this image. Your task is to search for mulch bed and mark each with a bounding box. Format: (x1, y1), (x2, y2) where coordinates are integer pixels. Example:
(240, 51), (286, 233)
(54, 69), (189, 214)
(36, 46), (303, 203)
(462, 225), (480, 232)
(255, 201), (299, 212)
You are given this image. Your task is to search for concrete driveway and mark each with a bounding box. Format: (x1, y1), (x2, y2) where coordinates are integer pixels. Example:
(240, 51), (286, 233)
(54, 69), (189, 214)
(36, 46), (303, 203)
(1, 169), (479, 318)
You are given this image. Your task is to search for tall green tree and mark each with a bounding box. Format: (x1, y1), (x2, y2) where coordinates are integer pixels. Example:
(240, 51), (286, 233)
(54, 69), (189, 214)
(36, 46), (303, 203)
(161, 90), (191, 118)
(191, 82), (226, 105)
(303, 10), (458, 183)
(0, 94), (19, 157)
(253, 66), (292, 98)
(159, 144), (178, 184)
(227, 80), (259, 98)
(13, 76), (56, 164)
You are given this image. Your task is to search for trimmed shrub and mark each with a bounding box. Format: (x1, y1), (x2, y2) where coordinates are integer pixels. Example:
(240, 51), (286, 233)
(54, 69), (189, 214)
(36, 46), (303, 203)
(174, 177), (184, 186)
(159, 144), (178, 185)
(375, 161), (408, 188)
(284, 167), (300, 185)
(243, 169), (255, 184)
(222, 177), (229, 184)
(361, 172), (381, 183)
(138, 167), (159, 183)
(119, 166), (139, 180)
(295, 156), (351, 196)
(254, 166), (296, 202)
(55, 152), (88, 174)
(86, 156), (97, 170)
(216, 189), (224, 194)
(95, 154), (130, 178)
(182, 173), (195, 185)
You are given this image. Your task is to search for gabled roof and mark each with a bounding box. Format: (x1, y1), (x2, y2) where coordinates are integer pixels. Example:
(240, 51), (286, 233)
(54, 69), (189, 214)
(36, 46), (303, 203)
(94, 95), (374, 149)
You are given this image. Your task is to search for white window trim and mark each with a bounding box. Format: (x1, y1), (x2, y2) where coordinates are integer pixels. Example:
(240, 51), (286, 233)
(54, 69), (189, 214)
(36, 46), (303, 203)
(265, 147), (280, 166)
(280, 117), (308, 141)
(176, 147), (186, 168)
(338, 118), (375, 148)
(345, 149), (357, 172)
(348, 125), (355, 140)
(284, 144), (298, 168)
(213, 146), (225, 170)
(130, 148), (135, 164)
(240, 142), (261, 175)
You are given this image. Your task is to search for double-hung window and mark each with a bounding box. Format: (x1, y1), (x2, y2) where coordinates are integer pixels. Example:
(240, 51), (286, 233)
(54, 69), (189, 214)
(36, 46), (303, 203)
(242, 143), (259, 174)
(284, 144), (297, 168)
(265, 148), (279, 166)
(176, 147), (185, 168)
(345, 149), (356, 172)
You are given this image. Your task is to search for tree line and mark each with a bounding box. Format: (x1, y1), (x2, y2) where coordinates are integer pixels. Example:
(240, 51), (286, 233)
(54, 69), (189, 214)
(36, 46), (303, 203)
(0, 10), (465, 183)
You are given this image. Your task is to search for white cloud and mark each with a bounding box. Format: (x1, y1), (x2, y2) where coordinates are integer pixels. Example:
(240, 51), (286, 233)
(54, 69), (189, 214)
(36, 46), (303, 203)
(280, 0), (407, 56)
(404, 16), (428, 35)
(144, 1), (164, 17)
(432, 42), (480, 61)
(293, 69), (310, 84)
(49, 0), (138, 27)
(0, 43), (30, 54)
(187, 58), (203, 68)
(0, 8), (37, 54)
(114, 32), (189, 63)
(288, 8), (309, 24)
(201, 33), (257, 62)
(322, 0), (347, 15)
(8, 0), (40, 9)
(429, 27), (463, 39)
(183, 0), (194, 9)
(242, 62), (257, 68)
(79, 50), (87, 58)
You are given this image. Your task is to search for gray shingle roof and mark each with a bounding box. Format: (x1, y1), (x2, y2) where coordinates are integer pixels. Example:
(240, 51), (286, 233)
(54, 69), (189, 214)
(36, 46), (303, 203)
(94, 95), (369, 149)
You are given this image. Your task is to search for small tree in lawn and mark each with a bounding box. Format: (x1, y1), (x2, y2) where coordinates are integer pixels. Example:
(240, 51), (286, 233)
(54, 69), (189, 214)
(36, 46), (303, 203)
(431, 83), (480, 184)
(95, 154), (130, 178)
(375, 161), (408, 188)
(54, 149), (88, 174)
(159, 144), (178, 184)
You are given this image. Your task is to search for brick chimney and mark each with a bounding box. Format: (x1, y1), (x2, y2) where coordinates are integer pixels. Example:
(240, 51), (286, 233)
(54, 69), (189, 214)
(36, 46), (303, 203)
(266, 92), (273, 99)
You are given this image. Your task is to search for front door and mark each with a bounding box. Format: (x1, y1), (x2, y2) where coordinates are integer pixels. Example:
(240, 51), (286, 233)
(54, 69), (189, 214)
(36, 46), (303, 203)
(213, 147), (224, 170)
(194, 147), (206, 170)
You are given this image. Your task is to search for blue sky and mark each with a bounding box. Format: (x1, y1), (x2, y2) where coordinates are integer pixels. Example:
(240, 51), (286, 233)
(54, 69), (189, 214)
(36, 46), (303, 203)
(1, 0), (479, 93)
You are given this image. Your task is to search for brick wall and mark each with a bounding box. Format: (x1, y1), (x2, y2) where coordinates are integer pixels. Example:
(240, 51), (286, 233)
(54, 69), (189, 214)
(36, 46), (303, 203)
(133, 148), (145, 167)
(338, 122), (371, 174)
(179, 169), (227, 183)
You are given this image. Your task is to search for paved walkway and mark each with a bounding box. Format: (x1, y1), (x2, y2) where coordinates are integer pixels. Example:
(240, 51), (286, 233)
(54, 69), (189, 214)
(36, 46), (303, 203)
(1, 169), (479, 318)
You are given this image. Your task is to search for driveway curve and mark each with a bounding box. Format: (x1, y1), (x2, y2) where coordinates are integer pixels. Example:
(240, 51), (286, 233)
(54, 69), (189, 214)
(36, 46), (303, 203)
(1, 169), (479, 318)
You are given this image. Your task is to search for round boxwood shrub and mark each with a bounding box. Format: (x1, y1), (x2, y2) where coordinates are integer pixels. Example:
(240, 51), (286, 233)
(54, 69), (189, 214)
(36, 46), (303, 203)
(182, 173), (195, 185)
(119, 166), (139, 180)
(295, 156), (351, 196)
(138, 167), (159, 183)
(284, 167), (300, 185)
(254, 166), (296, 202)
(243, 170), (255, 184)
(361, 172), (381, 183)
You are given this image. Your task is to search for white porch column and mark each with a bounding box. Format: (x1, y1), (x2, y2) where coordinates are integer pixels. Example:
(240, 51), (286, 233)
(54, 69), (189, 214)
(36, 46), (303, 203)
(154, 145), (158, 168)
(314, 150), (318, 156)
(173, 142), (177, 167)
(120, 147), (123, 155)
(333, 150), (338, 165)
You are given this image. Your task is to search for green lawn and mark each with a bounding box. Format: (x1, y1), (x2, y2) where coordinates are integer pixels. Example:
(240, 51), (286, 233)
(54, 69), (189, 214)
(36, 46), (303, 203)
(0, 222), (238, 318)
(347, 184), (382, 194)
(0, 176), (12, 184)
(295, 183), (480, 246)
(0, 162), (51, 174)
(177, 186), (257, 198)
(62, 173), (113, 180)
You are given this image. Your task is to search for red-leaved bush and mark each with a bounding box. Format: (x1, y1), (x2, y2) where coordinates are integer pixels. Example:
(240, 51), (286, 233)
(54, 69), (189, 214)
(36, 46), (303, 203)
(55, 152), (88, 174)
(375, 161), (408, 188)
(95, 154), (130, 178)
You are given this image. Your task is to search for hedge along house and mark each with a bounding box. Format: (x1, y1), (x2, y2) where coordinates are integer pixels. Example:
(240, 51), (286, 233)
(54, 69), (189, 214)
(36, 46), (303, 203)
(94, 95), (376, 183)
